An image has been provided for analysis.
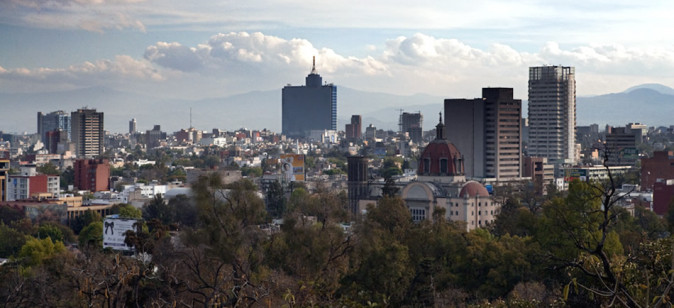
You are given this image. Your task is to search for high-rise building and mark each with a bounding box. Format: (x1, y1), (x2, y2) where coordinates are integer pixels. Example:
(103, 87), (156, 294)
(71, 108), (104, 158)
(345, 115), (362, 141)
(401, 112), (423, 144)
(445, 88), (522, 180)
(37, 110), (70, 143)
(527, 66), (576, 164)
(129, 118), (137, 134)
(282, 57), (337, 139)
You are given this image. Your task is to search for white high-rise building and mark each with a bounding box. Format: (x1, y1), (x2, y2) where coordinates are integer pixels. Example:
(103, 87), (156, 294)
(527, 66), (576, 164)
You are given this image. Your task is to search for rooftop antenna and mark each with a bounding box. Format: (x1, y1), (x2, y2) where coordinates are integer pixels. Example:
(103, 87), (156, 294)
(311, 56), (317, 74)
(190, 107), (192, 129)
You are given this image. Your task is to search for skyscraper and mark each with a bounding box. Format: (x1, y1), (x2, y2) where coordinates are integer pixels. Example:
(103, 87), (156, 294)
(527, 66), (576, 164)
(71, 108), (104, 158)
(37, 110), (70, 143)
(282, 57), (337, 139)
(401, 112), (423, 144)
(444, 88), (522, 180)
(129, 118), (137, 134)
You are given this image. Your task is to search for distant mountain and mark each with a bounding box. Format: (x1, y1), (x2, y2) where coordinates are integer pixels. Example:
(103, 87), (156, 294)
(623, 83), (674, 96)
(2, 83), (673, 134)
(577, 87), (674, 127)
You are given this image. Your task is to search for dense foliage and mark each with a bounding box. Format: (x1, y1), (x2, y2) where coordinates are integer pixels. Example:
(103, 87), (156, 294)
(0, 175), (672, 307)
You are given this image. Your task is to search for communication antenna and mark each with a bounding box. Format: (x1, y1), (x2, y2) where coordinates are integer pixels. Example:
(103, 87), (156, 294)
(190, 107), (192, 129)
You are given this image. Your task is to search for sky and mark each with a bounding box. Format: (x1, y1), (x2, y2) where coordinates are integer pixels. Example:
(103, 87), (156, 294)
(2, 1), (674, 114)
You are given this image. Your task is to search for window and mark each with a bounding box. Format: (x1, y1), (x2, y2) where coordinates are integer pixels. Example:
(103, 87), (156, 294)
(440, 158), (448, 174)
(423, 158), (430, 174)
(410, 208), (426, 222)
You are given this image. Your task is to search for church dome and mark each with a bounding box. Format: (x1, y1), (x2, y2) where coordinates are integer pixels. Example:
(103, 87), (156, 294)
(417, 113), (464, 176)
(459, 181), (489, 198)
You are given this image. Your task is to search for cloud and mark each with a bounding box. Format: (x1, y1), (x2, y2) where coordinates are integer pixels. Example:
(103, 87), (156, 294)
(0, 55), (162, 92)
(145, 32), (389, 77)
(5, 31), (674, 99)
(2, 0), (146, 32)
(6, 0), (146, 8)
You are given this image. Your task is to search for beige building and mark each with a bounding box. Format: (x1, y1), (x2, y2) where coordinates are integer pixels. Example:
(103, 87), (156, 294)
(400, 117), (500, 231)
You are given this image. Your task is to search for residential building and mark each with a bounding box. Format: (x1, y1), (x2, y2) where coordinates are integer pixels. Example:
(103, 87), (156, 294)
(653, 180), (674, 215)
(641, 151), (674, 191)
(365, 124), (377, 141)
(74, 158), (110, 191)
(0, 151), (9, 202)
(527, 66), (577, 165)
(604, 126), (640, 166)
(282, 57), (337, 139)
(71, 108), (104, 158)
(146, 125), (166, 148)
(345, 115), (362, 141)
(445, 88), (522, 180)
(522, 156), (555, 195)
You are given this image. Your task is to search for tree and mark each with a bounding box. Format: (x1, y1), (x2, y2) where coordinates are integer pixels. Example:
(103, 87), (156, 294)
(340, 197), (414, 306)
(142, 195), (174, 225)
(170, 194), (197, 228)
(178, 175), (271, 306)
(114, 204), (142, 219)
(0, 205), (25, 225)
(0, 223), (27, 257)
(536, 178), (640, 307)
(37, 163), (59, 175)
(70, 209), (101, 234)
(60, 166), (75, 189)
(266, 180), (286, 218)
(492, 198), (536, 237)
(18, 236), (66, 267)
(78, 221), (103, 249)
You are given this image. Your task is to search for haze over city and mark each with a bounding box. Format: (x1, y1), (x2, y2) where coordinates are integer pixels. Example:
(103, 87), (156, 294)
(2, 1), (674, 133)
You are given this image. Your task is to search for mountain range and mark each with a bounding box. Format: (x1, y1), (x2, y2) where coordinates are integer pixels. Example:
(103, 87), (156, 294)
(1, 83), (674, 134)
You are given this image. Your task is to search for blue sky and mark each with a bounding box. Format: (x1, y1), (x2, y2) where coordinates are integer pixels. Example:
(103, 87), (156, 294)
(2, 0), (674, 100)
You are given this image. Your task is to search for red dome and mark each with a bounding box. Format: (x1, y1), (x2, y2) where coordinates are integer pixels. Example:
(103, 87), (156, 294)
(417, 113), (464, 176)
(460, 181), (489, 198)
(417, 139), (464, 176)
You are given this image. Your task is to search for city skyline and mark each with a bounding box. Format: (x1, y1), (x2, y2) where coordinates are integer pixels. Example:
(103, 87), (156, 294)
(1, 1), (674, 98)
(2, 2), (674, 133)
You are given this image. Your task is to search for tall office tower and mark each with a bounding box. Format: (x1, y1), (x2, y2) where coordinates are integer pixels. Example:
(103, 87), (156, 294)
(37, 110), (71, 143)
(445, 88), (522, 180)
(345, 115), (362, 141)
(401, 112), (423, 144)
(129, 118), (137, 134)
(282, 57), (337, 139)
(528, 66), (576, 164)
(71, 108), (104, 158)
